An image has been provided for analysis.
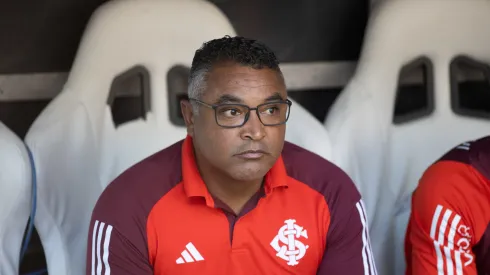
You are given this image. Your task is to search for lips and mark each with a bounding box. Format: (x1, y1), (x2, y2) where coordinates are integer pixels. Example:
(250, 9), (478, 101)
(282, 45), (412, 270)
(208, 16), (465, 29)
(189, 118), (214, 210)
(235, 150), (267, 160)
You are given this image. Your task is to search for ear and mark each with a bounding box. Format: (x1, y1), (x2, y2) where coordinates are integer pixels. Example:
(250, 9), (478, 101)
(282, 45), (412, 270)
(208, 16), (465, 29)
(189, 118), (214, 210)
(180, 99), (195, 137)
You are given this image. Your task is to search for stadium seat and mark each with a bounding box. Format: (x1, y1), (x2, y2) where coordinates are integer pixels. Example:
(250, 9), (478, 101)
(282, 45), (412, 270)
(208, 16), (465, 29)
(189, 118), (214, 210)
(0, 122), (31, 275)
(24, 0), (234, 274)
(24, 0), (331, 274)
(286, 98), (332, 160)
(324, 0), (490, 274)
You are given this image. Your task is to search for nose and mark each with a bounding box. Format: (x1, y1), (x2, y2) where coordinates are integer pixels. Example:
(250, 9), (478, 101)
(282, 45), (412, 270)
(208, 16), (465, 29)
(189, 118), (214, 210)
(239, 110), (266, 141)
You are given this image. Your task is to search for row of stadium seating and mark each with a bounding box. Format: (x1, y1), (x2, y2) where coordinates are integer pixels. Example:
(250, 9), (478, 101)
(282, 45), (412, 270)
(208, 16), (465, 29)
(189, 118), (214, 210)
(1, 0), (490, 274)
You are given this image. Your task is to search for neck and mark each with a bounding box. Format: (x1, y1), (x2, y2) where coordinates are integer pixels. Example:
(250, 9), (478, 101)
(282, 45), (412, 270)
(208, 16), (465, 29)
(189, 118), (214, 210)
(205, 174), (263, 202)
(194, 155), (263, 214)
(205, 170), (263, 214)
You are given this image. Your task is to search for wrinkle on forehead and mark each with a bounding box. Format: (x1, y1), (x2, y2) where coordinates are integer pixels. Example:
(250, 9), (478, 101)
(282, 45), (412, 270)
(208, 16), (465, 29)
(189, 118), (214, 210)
(222, 80), (281, 95)
(227, 81), (274, 89)
(222, 72), (281, 88)
(205, 64), (286, 100)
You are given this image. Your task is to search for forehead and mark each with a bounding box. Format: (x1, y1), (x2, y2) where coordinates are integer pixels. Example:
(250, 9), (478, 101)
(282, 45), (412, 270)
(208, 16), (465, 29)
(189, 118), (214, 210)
(204, 62), (286, 102)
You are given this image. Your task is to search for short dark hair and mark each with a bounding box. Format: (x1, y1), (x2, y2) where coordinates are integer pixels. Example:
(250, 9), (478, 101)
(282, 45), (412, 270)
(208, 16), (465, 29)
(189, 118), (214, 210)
(188, 36), (282, 103)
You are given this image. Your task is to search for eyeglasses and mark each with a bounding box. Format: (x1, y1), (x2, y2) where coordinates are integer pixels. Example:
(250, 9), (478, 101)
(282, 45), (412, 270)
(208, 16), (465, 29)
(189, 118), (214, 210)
(189, 98), (292, 128)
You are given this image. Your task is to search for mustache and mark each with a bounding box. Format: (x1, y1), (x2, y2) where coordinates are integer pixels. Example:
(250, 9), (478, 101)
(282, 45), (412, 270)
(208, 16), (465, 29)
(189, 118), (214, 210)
(234, 143), (270, 155)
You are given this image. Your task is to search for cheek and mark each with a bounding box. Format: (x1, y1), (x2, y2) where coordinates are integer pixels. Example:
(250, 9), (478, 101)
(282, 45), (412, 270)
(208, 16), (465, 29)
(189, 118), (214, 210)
(205, 132), (232, 153)
(195, 123), (235, 157)
(267, 126), (286, 150)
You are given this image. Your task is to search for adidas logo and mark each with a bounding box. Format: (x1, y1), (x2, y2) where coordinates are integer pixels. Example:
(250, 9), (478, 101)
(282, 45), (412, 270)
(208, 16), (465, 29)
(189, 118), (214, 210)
(176, 242), (204, 264)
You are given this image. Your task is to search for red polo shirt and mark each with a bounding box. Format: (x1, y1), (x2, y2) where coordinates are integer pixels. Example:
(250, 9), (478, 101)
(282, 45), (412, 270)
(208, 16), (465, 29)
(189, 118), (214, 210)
(86, 136), (376, 274)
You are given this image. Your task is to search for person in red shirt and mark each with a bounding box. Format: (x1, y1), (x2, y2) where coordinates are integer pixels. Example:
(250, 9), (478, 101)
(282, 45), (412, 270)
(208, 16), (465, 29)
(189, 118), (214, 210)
(405, 136), (490, 275)
(86, 35), (377, 275)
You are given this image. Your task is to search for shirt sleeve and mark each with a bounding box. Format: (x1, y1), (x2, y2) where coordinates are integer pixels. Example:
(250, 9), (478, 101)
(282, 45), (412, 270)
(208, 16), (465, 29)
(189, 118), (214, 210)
(316, 176), (377, 274)
(85, 184), (153, 274)
(406, 160), (489, 275)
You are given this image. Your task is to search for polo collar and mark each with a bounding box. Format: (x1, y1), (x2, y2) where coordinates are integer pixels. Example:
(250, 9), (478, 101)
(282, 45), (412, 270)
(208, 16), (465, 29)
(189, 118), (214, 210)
(181, 135), (288, 204)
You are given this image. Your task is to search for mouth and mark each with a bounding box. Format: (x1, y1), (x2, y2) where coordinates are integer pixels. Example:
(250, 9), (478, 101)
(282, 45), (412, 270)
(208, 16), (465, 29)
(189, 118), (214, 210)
(235, 150), (268, 160)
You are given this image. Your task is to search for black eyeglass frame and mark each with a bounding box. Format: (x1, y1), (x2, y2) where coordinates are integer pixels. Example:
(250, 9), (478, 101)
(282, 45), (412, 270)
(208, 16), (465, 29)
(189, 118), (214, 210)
(189, 98), (293, 128)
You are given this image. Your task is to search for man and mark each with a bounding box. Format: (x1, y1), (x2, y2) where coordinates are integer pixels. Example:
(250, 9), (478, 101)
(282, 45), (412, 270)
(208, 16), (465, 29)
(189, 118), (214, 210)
(405, 136), (490, 274)
(86, 35), (376, 274)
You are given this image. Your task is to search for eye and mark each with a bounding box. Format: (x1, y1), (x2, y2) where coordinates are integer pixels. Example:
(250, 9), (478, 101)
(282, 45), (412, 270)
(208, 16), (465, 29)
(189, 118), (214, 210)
(221, 108), (242, 117)
(262, 105), (280, 115)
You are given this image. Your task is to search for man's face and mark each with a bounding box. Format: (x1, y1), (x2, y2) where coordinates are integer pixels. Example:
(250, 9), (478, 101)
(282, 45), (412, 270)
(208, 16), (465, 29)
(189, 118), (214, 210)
(183, 62), (287, 182)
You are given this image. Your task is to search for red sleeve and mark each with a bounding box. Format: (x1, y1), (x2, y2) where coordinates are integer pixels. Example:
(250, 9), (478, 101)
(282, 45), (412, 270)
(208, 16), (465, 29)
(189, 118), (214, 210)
(406, 161), (490, 275)
(316, 172), (377, 274)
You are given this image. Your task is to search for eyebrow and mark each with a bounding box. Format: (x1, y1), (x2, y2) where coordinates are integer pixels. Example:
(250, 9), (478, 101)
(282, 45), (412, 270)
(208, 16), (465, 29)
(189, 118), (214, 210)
(213, 92), (285, 105)
(264, 92), (285, 102)
(214, 94), (244, 105)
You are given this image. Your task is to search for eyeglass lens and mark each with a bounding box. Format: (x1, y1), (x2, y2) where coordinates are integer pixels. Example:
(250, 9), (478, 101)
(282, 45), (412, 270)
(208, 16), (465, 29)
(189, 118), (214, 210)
(215, 102), (290, 127)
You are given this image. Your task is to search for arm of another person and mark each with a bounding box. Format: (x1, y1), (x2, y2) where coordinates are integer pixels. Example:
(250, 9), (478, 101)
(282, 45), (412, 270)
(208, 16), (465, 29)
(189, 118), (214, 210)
(406, 160), (489, 275)
(316, 176), (377, 274)
(85, 186), (153, 274)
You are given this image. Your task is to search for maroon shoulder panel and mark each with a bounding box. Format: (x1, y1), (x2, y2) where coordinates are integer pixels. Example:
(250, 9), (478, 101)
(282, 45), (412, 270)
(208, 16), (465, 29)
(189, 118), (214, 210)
(281, 142), (377, 275)
(86, 139), (184, 274)
(469, 136), (490, 180)
(438, 136), (490, 180)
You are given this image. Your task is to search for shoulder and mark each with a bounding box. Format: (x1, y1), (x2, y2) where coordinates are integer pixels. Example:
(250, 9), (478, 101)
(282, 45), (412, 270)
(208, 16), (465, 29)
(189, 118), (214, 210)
(281, 141), (361, 212)
(411, 137), (490, 241)
(282, 142), (370, 258)
(413, 136), (490, 220)
(437, 135), (490, 180)
(91, 139), (184, 227)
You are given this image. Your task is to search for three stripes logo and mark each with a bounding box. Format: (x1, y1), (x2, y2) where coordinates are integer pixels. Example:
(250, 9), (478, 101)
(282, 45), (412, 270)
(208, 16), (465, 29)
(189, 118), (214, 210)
(430, 204), (474, 274)
(355, 200), (377, 275)
(91, 220), (113, 275)
(176, 242), (205, 264)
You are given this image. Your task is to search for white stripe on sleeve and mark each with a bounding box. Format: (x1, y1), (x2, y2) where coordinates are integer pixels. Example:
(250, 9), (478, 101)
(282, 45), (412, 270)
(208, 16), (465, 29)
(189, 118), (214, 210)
(92, 220), (113, 275)
(356, 200), (376, 275)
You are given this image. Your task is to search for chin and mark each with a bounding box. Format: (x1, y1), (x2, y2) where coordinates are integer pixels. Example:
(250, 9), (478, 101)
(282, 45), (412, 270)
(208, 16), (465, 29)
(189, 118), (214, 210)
(231, 174), (264, 182)
(228, 165), (268, 182)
